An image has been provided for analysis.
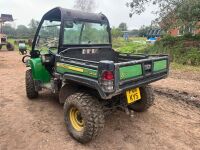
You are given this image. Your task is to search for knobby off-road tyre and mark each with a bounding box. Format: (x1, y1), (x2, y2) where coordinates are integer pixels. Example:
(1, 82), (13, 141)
(25, 69), (38, 99)
(64, 92), (105, 143)
(6, 43), (14, 51)
(128, 85), (155, 112)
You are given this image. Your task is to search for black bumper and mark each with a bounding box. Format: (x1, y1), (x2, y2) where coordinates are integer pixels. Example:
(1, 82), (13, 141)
(62, 71), (168, 99)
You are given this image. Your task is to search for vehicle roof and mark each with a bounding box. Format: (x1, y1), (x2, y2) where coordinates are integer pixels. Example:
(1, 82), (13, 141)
(42, 7), (109, 23)
(31, 7), (111, 52)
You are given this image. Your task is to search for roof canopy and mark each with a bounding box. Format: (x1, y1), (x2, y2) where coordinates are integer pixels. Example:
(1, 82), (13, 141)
(42, 7), (108, 23)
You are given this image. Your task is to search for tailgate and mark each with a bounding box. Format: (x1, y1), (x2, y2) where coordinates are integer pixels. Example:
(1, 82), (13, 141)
(115, 55), (169, 91)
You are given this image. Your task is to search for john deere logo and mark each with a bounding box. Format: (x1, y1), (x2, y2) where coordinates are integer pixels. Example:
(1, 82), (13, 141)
(144, 64), (152, 70)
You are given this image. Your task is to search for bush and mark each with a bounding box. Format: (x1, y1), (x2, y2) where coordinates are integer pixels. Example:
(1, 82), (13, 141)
(159, 35), (177, 46)
(191, 34), (200, 40)
(112, 36), (200, 66)
(183, 33), (193, 39)
(145, 35), (200, 66)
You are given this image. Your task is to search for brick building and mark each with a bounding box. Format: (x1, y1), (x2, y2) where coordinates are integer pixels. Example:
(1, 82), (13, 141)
(167, 22), (200, 36)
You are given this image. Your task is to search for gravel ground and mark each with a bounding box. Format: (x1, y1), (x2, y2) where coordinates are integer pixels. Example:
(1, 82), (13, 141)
(0, 51), (200, 150)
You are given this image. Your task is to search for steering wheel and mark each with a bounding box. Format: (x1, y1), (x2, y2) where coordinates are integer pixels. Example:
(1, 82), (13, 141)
(30, 50), (40, 58)
(48, 47), (58, 54)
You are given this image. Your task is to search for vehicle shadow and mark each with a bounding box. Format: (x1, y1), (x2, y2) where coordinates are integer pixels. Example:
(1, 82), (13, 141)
(24, 90), (156, 149)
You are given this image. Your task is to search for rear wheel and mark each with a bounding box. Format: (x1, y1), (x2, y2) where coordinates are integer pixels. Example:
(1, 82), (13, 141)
(0, 44), (2, 50)
(25, 69), (38, 99)
(128, 85), (154, 112)
(64, 92), (105, 143)
(6, 42), (14, 51)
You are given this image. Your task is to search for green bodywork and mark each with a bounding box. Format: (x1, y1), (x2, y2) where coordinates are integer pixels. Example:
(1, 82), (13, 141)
(56, 63), (98, 78)
(28, 58), (51, 83)
(119, 59), (167, 80)
(28, 58), (167, 82)
(153, 60), (167, 72)
(119, 64), (143, 80)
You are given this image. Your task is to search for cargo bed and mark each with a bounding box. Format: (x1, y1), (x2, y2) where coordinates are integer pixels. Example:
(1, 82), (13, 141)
(55, 47), (169, 99)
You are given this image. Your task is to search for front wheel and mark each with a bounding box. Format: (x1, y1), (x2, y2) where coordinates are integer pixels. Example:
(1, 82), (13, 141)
(128, 85), (155, 112)
(64, 92), (105, 143)
(25, 69), (38, 99)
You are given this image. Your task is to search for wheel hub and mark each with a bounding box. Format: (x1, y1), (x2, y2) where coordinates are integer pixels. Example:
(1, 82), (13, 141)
(69, 107), (84, 131)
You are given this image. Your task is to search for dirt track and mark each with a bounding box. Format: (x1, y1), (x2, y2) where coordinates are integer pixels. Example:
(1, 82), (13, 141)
(0, 50), (200, 150)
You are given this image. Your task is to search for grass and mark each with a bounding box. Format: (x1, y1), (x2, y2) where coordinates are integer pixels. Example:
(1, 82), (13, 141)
(7, 38), (32, 50)
(9, 37), (148, 53)
(171, 62), (200, 72)
(7, 38), (15, 45)
(112, 37), (148, 53)
(8, 36), (200, 71)
(113, 36), (200, 71)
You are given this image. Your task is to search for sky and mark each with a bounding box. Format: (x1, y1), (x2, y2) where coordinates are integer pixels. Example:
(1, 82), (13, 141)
(0, 0), (158, 30)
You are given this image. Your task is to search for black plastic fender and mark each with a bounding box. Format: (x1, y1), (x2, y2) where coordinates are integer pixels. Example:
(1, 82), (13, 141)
(59, 84), (78, 104)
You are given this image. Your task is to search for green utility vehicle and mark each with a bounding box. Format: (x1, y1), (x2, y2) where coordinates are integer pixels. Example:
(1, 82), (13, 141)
(23, 7), (169, 143)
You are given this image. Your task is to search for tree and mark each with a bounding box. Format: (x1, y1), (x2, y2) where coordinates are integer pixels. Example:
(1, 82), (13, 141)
(127, 0), (200, 32)
(111, 27), (122, 38)
(16, 25), (29, 38)
(74, 0), (96, 12)
(138, 25), (151, 37)
(119, 23), (128, 31)
(28, 19), (39, 38)
(129, 29), (139, 36)
(175, 0), (200, 33)
(2, 19), (40, 39)
(2, 24), (16, 38)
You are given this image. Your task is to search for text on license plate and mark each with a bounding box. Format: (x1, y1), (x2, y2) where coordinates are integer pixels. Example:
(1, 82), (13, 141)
(126, 88), (141, 104)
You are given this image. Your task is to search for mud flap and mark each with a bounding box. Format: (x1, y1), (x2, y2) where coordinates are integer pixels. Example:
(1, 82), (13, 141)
(59, 84), (78, 104)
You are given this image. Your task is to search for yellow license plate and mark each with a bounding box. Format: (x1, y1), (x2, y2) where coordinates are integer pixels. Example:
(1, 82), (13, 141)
(126, 88), (141, 104)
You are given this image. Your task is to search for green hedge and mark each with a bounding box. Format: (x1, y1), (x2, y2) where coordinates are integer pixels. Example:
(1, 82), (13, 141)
(145, 35), (200, 66)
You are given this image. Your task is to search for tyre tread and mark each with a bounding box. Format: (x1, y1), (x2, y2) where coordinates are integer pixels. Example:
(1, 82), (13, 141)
(25, 69), (38, 99)
(64, 92), (105, 143)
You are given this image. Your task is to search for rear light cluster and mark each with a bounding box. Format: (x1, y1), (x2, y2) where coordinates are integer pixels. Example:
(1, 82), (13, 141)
(102, 71), (114, 80)
(99, 60), (115, 93)
(101, 71), (114, 92)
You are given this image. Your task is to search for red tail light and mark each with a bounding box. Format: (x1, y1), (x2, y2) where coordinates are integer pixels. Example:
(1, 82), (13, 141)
(102, 71), (114, 80)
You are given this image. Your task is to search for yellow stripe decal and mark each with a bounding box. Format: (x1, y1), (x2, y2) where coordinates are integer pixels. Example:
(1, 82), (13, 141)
(57, 63), (84, 72)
